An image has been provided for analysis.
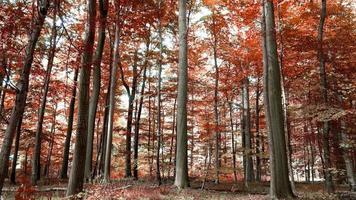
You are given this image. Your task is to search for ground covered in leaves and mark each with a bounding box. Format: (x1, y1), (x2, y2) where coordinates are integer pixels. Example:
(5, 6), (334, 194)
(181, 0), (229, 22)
(2, 178), (355, 199)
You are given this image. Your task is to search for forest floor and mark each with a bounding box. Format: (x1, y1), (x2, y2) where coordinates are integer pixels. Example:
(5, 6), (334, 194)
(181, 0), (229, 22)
(2, 178), (355, 199)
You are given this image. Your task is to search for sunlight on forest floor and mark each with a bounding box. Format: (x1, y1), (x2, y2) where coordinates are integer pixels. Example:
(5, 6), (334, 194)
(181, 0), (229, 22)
(2, 178), (355, 199)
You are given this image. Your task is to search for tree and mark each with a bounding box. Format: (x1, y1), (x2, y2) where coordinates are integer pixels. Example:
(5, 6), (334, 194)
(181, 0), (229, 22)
(85, 0), (108, 181)
(317, 0), (334, 193)
(0, 0), (50, 195)
(32, 0), (59, 185)
(104, 0), (120, 182)
(262, 0), (294, 198)
(66, 0), (96, 195)
(174, 0), (189, 189)
(60, 68), (79, 179)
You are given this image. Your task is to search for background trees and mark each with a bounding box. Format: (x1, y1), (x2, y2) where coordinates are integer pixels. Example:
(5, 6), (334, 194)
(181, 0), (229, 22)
(0, 0), (355, 198)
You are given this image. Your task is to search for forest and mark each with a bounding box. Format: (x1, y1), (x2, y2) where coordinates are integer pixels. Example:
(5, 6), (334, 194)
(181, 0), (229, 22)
(0, 0), (355, 199)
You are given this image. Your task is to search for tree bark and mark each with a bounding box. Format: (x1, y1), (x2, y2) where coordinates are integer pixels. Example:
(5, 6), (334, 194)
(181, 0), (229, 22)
(155, 0), (163, 185)
(317, 0), (334, 193)
(212, 13), (220, 184)
(228, 101), (237, 183)
(103, 1), (120, 182)
(263, 0), (294, 198)
(60, 68), (79, 179)
(10, 115), (23, 184)
(0, 0), (50, 195)
(174, 0), (189, 189)
(133, 39), (150, 179)
(66, 0), (96, 195)
(85, 0), (108, 181)
(243, 77), (254, 186)
(43, 104), (57, 178)
(255, 79), (261, 182)
(32, 1), (58, 185)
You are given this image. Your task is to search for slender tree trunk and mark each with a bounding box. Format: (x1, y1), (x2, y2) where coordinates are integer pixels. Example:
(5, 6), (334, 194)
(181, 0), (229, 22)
(212, 13), (220, 184)
(338, 96), (356, 191)
(317, 0), (334, 193)
(10, 115), (23, 184)
(98, 45), (113, 177)
(85, 0), (108, 181)
(263, 0), (294, 198)
(103, 1), (120, 182)
(66, 0), (96, 195)
(133, 39), (150, 179)
(122, 51), (139, 178)
(243, 77), (254, 186)
(60, 68), (79, 179)
(0, 0), (50, 195)
(32, 2), (58, 185)
(255, 79), (261, 182)
(169, 98), (177, 178)
(174, 0), (189, 188)
(44, 105), (57, 178)
(156, 0), (163, 185)
(228, 101), (237, 183)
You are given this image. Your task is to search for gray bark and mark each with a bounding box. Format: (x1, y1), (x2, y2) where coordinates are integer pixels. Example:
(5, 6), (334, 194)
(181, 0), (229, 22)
(60, 68), (79, 179)
(243, 77), (254, 185)
(32, 2), (58, 185)
(10, 115), (23, 184)
(66, 0), (96, 195)
(174, 0), (189, 189)
(85, 0), (108, 181)
(103, 1), (120, 182)
(263, 0), (294, 198)
(317, 0), (334, 193)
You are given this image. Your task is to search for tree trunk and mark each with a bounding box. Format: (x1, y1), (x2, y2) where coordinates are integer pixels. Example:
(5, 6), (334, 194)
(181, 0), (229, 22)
(169, 98), (177, 178)
(255, 79), (261, 182)
(156, 0), (163, 185)
(66, 0), (96, 195)
(10, 115), (23, 184)
(228, 101), (237, 183)
(60, 68), (79, 179)
(103, 1), (120, 182)
(243, 77), (254, 186)
(0, 0), (50, 195)
(338, 96), (356, 191)
(212, 13), (220, 184)
(317, 0), (334, 193)
(263, 0), (294, 198)
(174, 0), (189, 189)
(32, 3), (58, 185)
(44, 105), (57, 178)
(85, 0), (108, 181)
(133, 39), (150, 179)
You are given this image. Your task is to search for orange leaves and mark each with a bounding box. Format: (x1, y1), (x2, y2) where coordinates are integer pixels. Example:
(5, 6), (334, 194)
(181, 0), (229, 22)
(203, 0), (221, 7)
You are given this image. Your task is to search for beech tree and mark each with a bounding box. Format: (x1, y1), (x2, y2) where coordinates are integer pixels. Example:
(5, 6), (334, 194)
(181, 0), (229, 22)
(66, 0), (96, 195)
(174, 0), (189, 189)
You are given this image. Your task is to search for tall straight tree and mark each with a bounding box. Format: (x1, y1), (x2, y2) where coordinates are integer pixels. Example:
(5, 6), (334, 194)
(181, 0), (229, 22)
(32, 0), (59, 185)
(0, 0), (50, 195)
(262, 0), (294, 198)
(212, 12), (220, 184)
(317, 0), (334, 193)
(242, 77), (254, 185)
(133, 38), (150, 179)
(85, 0), (108, 181)
(66, 0), (96, 195)
(174, 0), (189, 189)
(104, 0), (120, 182)
(156, 0), (163, 185)
(60, 68), (79, 179)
